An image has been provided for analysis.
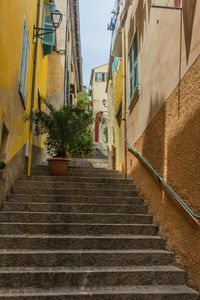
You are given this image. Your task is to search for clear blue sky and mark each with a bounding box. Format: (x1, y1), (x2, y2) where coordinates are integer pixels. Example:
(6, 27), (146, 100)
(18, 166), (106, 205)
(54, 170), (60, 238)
(79, 0), (114, 87)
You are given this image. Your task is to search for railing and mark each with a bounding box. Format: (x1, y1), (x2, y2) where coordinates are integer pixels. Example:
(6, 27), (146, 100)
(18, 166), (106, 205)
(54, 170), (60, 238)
(125, 139), (200, 222)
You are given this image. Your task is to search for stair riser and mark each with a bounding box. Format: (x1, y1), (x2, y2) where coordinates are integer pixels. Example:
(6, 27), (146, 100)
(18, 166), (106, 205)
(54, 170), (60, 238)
(0, 212), (152, 224)
(11, 188), (139, 197)
(0, 237), (165, 250)
(2, 203), (148, 214)
(7, 195), (144, 205)
(14, 182), (135, 190)
(0, 294), (198, 300)
(0, 213), (152, 224)
(0, 224), (159, 235)
(31, 172), (122, 178)
(0, 270), (185, 288)
(20, 176), (133, 184)
(0, 252), (173, 267)
(32, 168), (121, 176)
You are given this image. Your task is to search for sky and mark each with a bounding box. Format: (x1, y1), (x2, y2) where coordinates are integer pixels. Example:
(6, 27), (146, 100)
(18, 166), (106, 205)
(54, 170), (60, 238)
(79, 0), (115, 87)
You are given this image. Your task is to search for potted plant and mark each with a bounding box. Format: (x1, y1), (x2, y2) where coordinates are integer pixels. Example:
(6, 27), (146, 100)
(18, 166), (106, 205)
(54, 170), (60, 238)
(27, 100), (93, 176)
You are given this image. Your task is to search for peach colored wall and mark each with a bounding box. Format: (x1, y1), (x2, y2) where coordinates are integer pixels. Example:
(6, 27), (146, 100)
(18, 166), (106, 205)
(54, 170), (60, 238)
(127, 55), (200, 292)
(123, 0), (200, 291)
(125, 0), (200, 145)
(92, 64), (109, 117)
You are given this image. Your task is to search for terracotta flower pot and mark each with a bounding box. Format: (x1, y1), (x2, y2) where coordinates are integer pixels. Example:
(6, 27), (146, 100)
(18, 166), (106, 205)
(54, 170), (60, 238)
(47, 158), (70, 176)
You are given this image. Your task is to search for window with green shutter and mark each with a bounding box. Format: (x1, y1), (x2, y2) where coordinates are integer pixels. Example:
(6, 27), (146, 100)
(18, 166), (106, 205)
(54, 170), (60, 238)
(105, 72), (108, 81)
(19, 19), (30, 107)
(129, 31), (139, 102)
(42, 2), (56, 56)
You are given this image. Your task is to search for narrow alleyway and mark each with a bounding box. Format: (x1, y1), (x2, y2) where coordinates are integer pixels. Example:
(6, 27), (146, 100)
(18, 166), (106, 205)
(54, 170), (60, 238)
(0, 158), (198, 298)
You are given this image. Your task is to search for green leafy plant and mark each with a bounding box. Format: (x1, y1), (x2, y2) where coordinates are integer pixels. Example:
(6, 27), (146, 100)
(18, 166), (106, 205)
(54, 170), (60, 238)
(103, 126), (108, 143)
(68, 128), (94, 156)
(26, 100), (93, 157)
(0, 162), (7, 170)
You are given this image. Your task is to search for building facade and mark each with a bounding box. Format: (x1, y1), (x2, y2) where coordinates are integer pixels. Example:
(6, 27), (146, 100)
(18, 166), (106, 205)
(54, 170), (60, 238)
(108, 0), (200, 290)
(89, 64), (109, 145)
(0, 0), (82, 204)
(47, 0), (82, 108)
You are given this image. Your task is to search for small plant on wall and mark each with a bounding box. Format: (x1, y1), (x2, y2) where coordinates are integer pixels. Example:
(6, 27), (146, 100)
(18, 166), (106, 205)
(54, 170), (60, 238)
(0, 162), (6, 170)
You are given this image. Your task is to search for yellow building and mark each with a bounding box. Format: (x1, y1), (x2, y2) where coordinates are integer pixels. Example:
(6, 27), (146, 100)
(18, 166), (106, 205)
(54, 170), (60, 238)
(0, 0), (57, 202)
(47, 0), (82, 108)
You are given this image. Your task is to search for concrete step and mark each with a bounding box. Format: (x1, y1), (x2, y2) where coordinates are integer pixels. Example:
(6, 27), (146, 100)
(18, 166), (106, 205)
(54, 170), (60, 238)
(0, 212), (153, 224)
(0, 249), (173, 267)
(0, 223), (159, 235)
(0, 265), (185, 288)
(20, 175), (133, 184)
(7, 195), (144, 205)
(0, 285), (198, 300)
(2, 202), (148, 214)
(14, 180), (136, 190)
(11, 187), (139, 197)
(31, 167), (121, 177)
(0, 234), (165, 250)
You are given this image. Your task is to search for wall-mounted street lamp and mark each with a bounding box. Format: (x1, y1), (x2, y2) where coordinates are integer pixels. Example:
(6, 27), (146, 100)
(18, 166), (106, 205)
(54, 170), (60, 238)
(33, 9), (62, 39)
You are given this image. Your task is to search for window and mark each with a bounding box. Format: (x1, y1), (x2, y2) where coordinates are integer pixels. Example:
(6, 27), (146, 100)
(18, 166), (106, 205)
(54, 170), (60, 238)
(42, 2), (56, 56)
(19, 19), (29, 107)
(95, 72), (108, 82)
(129, 31), (139, 101)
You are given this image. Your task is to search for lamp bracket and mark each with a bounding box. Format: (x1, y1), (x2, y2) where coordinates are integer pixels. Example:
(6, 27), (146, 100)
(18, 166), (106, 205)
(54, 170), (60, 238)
(33, 26), (56, 40)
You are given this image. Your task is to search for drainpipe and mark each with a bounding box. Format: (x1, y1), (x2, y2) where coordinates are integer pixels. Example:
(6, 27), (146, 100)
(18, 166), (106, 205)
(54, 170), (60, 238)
(64, 0), (70, 106)
(121, 26), (127, 178)
(27, 0), (41, 176)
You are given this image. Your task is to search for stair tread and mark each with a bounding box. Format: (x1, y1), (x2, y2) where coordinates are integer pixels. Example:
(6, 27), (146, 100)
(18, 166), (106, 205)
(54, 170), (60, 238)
(0, 211), (150, 216)
(0, 234), (162, 239)
(3, 201), (145, 207)
(0, 285), (197, 296)
(0, 249), (172, 254)
(0, 265), (183, 273)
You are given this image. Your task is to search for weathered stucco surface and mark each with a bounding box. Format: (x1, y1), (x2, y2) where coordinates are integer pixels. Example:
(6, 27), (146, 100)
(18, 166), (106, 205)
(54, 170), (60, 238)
(127, 56), (200, 291)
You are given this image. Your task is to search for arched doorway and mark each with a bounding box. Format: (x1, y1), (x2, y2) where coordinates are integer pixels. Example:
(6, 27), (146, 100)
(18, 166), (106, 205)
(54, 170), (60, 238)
(95, 112), (103, 142)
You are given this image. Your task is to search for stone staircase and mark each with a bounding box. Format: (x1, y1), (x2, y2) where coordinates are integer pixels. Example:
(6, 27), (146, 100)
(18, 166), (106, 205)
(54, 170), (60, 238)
(0, 162), (198, 299)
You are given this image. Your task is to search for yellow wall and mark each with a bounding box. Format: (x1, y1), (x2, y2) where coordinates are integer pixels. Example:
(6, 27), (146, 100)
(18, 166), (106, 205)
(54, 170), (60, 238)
(114, 61), (122, 170)
(0, 0), (49, 162)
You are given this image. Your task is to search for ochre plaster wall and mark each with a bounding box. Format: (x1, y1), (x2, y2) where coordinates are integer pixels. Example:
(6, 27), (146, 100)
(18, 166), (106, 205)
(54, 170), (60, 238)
(127, 56), (200, 291)
(0, 0), (48, 161)
(114, 61), (123, 170)
(0, 0), (49, 202)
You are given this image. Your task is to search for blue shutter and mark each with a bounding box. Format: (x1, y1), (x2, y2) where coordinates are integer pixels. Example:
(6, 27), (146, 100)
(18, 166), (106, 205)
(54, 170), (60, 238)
(42, 2), (56, 56)
(129, 32), (139, 101)
(19, 19), (30, 107)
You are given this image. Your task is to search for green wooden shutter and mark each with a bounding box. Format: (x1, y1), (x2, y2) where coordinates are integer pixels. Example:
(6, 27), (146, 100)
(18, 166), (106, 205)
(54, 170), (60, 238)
(95, 72), (98, 81)
(42, 2), (56, 56)
(19, 19), (30, 106)
(129, 32), (139, 101)
(105, 72), (108, 81)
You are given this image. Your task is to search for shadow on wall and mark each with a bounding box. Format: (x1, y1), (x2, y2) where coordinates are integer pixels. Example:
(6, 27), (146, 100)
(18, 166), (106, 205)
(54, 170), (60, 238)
(182, 0), (197, 64)
(128, 0), (153, 50)
(141, 94), (166, 178)
(167, 107), (200, 216)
